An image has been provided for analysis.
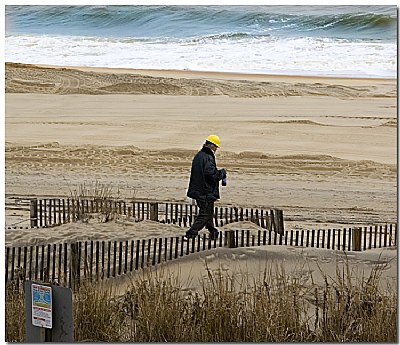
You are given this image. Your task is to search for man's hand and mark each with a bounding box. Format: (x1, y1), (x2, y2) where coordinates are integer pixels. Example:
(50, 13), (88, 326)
(220, 168), (227, 179)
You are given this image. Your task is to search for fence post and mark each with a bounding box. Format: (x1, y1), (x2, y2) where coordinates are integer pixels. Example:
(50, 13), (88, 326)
(150, 203), (159, 221)
(276, 210), (284, 235)
(269, 209), (275, 231)
(352, 227), (362, 251)
(5, 247), (10, 284)
(227, 230), (236, 248)
(39, 200), (43, 227)
(70, 243), (79, 291)
(30, 199), (38, 228)
(214, 206), (219, 226)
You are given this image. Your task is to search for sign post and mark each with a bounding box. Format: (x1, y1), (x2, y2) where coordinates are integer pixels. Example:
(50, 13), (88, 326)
(25, 281), (74, 342)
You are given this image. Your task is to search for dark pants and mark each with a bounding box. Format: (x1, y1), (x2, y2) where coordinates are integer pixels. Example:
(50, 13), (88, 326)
(186, 200), (218, 236)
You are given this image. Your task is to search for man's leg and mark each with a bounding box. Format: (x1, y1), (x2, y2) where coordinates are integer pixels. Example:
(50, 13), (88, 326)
(205, 201), (219, 240)
(185, 200), (209, 238)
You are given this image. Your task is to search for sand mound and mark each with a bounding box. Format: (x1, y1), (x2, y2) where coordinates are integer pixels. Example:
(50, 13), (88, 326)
(5, 218), (181, 247)
(113, 245), (397, 295)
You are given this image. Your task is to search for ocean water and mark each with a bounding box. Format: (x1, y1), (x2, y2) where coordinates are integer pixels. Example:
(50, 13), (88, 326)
(5, 5), (397, 78)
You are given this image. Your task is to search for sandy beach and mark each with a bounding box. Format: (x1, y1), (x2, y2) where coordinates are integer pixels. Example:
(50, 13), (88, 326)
(4, 6), (398, 341)
(5, 62), (397, 292)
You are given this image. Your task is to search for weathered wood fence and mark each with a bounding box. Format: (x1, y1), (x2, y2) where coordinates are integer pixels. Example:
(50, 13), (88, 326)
(27, 198), (285, 234)
(5, 224), (397, 290)
(5, 197), (397, 290)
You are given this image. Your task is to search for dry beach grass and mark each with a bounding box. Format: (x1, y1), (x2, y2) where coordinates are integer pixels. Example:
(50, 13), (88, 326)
(6, 257), (397, 342)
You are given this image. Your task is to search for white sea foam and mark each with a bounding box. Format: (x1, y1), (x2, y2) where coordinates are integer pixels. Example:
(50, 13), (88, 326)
(5, 34), (396, 78)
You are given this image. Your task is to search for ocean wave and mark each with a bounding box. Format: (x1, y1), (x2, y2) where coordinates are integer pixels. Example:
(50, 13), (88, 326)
(188, 32), (272, 43)
(6, 5), (397, 41)
(294, 13), (397, 38)
(5, 5), (397, 78)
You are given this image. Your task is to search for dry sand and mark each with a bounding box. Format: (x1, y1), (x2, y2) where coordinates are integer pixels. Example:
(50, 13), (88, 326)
(111, 245), (397, 296)
(4, 62), (397, 289)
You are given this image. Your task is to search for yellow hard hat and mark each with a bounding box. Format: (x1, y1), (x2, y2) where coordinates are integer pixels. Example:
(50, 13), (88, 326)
(206, 134), (221, 148)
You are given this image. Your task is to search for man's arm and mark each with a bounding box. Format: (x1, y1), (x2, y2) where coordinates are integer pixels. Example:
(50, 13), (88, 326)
(204, 157), (225, 182)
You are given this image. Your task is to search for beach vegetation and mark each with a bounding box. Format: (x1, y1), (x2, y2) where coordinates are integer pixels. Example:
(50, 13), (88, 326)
(5, 260), (396, 342)
(67, 180), (135, 223)
(5, 281), (25, 342)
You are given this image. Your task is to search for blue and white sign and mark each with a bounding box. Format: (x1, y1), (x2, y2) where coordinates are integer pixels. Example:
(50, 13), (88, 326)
(31, 284), (52, 329)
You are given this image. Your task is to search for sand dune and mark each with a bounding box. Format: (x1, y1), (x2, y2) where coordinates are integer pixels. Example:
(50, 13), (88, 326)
(110, 245), (397, 298)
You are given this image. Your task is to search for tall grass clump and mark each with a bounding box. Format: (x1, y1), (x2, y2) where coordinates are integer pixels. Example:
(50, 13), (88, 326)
(5, 282), (25, 342)
(68, 180), (114, 222)
(73, 281), (126, 342)
(186, 264), (313, 342)
(314, 262), (397, 342)
(119, 269), (195, 342)
(69, 180), (115, 200)
(67, 180), (136, 222)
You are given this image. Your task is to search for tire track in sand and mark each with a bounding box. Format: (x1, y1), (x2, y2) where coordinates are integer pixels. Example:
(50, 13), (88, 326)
(5, 142), (397, 224)
(6, 63), (397, 98)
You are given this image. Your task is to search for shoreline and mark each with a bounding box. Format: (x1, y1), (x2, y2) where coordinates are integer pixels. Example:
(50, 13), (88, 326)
(5, 62), (395, 84)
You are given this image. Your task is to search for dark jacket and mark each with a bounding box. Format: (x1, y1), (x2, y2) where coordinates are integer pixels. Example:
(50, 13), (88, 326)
(187, 145), (225, 202)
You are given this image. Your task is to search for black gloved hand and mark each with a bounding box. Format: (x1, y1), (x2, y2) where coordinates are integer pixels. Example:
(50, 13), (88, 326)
(220, 168), (227, 179)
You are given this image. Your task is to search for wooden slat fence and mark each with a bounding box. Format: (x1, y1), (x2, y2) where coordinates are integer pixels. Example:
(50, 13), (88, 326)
(6, 233), (227, 291)
(282, 225), (397, 250)
(159, 202), (283, 232)
(27, 198), (285, 234)
(5, 224), (397, 290)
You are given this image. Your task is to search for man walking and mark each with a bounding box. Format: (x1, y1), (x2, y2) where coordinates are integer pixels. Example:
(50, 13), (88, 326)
(185, 135), (226, 240)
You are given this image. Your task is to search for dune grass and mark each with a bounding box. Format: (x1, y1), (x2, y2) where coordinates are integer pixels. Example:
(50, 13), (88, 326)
(5, 281), (25, 342)
(66, 180), (138, 223)
(6, 259), (397, 342)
